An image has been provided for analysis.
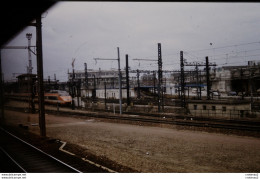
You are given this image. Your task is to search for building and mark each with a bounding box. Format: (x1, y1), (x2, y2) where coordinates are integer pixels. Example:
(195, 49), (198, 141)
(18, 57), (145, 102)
(211, 66), (232, 95)
(211, 61), (260, 96)
(68, 68), (126, 89)
(68, 68), (137, 99)
(17, 74), (37, 93)
(188, 100), (252, 119)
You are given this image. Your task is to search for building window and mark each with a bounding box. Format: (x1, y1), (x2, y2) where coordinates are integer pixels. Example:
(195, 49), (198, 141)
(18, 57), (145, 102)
(203, 105), (207, 110)
(194, 105), (197, 110)
(212, 106), (216, 111)
(222, 106), (226, 112)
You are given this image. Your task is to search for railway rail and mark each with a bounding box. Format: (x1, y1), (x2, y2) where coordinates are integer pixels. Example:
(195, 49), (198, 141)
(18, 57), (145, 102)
(0, 127), (81, 173)
(45, 106), (260, 132)
(96, 113), (260, 132)
(4, 105), (260, 132)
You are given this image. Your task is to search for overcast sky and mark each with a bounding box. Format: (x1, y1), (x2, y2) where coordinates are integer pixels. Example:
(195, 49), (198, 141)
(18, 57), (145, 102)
(2, 2), (260, 82)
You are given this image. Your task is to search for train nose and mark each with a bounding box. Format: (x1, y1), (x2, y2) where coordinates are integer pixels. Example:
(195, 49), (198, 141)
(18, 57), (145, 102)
(60, 96), (72, 102)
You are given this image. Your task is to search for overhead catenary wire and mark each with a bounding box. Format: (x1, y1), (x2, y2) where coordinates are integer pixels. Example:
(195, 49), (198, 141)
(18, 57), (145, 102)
(66, 41), (260, 82)
(185, 48), (260, 61)
(4, 37), (260, 83)
(141, 40), (260, 60)
(187, 41), (260, 53)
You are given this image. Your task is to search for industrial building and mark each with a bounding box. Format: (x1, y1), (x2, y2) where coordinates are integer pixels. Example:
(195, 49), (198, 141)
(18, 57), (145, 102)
(66, 60), (260, 101)
(211, 61), (260, 97)
(188, 100), (252, 119)
(67, 68), (137, 100)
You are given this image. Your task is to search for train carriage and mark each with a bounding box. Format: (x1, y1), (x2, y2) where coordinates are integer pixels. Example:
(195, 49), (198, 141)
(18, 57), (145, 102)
(44, 90), (72, 105)
(6, 90), (72, 106)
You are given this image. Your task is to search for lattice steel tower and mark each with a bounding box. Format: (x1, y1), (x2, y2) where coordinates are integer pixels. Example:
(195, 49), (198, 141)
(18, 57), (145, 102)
(158, 43), (163, 112)
(26, 33), (33, 74)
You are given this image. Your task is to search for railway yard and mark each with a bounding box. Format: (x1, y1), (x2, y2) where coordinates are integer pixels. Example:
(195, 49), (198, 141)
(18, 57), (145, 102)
(1, 100), (260, 173)
(3, 1), (260, 175)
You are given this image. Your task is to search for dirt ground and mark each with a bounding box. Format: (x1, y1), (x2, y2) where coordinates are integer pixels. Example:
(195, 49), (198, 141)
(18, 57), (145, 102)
(3, 107), (260, 173)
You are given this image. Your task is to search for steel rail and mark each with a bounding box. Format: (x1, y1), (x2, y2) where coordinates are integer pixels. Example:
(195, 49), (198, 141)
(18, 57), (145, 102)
(0, 146), (27, 173)
(4, 105), (260, 132)
(0, 127), (82, 173)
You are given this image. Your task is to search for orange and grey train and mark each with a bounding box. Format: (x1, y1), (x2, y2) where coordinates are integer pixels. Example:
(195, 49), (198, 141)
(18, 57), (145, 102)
(44, 90), (72, 105)
(7, 90), (72, 106)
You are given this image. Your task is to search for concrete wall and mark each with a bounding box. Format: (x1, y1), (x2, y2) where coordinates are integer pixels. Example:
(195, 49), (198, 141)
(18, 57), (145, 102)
(188, 102), (252, 119)
(211, 67), (232, 95)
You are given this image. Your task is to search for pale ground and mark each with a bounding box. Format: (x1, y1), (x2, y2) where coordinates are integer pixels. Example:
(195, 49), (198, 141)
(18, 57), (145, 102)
(4, 108), (260, 173)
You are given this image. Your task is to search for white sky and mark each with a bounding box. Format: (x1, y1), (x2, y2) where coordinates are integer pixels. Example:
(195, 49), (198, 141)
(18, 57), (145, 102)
(2, 2), (260, 81)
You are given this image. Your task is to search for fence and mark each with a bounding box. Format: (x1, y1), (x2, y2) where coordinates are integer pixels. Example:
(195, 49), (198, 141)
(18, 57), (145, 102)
(189, 109), (254, 120)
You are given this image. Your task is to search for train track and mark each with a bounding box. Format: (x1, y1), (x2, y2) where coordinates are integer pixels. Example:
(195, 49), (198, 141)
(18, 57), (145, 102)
(0, 127), (81, 173)
(5, 105), (260, 132)
(99, 114), (260, 132)
(45, 106), (260, 132)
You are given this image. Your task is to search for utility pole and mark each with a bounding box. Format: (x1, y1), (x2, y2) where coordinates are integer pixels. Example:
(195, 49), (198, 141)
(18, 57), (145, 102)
(153, 71), (156, 100)
(117, 47), (122, 115)
(195, 64), (200, 99)
(137, 69), (140, 99)
(36, 15), (46, 137)
(125, 54), (130, 106)
(199, 70), (202, 99)
(250, 68), (254, 107)
(93, 75), (96, 99)
(77, 79), (81, 107)
(132, 44), (162, 112)
(71, 65), (75, 110)
(205, 56), (210, 100)
(104, 81), (107, 109)
(158, 43), (163, 112)
(93, 47), (122, 114)
(180, 51), (185, 108)
(177, 76), (180, 99)
(84, 63), (88, 98)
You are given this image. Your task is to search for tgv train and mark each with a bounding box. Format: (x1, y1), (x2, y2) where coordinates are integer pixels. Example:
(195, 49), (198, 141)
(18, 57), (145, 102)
(6, 90), (72, 106)
(44, 90), (72, 105)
